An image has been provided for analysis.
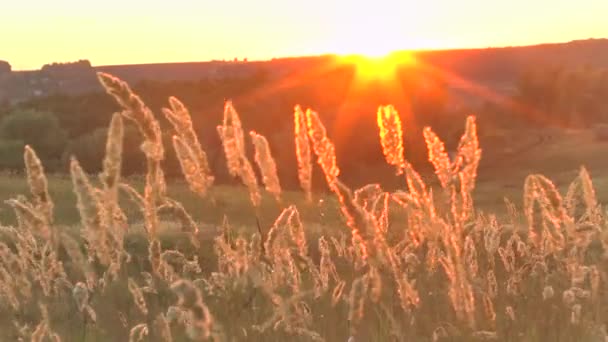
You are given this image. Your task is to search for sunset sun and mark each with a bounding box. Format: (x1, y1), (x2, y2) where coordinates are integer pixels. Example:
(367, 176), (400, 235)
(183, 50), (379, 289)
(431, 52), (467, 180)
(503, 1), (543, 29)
(340, 51), (417, 83)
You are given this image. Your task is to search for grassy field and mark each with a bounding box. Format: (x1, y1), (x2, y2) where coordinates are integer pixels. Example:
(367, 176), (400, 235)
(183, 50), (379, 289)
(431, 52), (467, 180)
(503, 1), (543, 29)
(3, 125), (608, 227)
(1, 72), (608, 342)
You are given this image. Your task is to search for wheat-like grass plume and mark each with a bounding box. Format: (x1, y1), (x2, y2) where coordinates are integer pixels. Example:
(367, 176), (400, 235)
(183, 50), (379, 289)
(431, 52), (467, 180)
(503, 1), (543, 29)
(454, 116), (481, 220)
(217, 101), (261, 207)
(173, 135), (212, 196)
(24, 145), (53, 225)
(70, 157), (111, 265)
(99, 112), (128, 247)
(423, 127), (453, 189)
(217, 101), (245, 177)
(97, 72), (164, 161)
(163, 96), (214, 193)
(377, 105), (405, 173)
(294, 105), (313, 202)
(101, 112), (124, 192)
(97, 72), (165, 238)
(240, 157), (262, 208)
(305, 109), (339, 189)
(250, 130), (282, 202)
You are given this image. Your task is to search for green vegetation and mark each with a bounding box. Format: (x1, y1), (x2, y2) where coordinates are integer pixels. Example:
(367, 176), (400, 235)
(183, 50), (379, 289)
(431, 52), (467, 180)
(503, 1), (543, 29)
(0, 110), (68, 169)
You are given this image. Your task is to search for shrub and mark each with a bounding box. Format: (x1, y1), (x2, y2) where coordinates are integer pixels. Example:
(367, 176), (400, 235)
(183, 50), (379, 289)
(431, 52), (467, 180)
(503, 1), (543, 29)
(0, 139), (25, 170)
(62, 128), (108, 173)
(0, 110), (68, 169)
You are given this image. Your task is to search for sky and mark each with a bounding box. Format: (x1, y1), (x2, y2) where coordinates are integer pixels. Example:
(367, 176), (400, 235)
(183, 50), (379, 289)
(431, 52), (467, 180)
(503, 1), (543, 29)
(3, 0), (608, 70)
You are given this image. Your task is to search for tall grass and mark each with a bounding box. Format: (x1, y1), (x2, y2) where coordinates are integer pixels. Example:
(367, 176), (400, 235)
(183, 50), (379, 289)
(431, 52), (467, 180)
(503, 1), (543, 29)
(0, 72), (607, 342)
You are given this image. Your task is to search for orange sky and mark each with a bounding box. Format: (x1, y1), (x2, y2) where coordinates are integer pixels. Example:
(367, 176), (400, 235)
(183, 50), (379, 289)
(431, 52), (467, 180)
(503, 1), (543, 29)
(3, 0), (608, 70)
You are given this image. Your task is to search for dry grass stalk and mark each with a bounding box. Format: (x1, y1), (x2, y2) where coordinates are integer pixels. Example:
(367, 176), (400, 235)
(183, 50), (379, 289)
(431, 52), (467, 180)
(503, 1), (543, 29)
(31, 304), (61, 342)
(4, 197), (47, 239)
(24, 145), (54, 227)
(163, 97), (214, 194)
(153, 314), (173, 342)
(142, 160), (164, 238)
(97, 72), (163, 161)
(149, 238), (162, 275)
(129, 323), (149, 342)
(305, 109), (339, 188)
(217, 102), (261, 207)
(377, 105), (405, 173)
(98, 72), (164, 238)
(239, 157), (262, 207)
(100, 112), (128, 248)
(347, 275), (370, 334)
(250, 131), (282, 202)
(70, 158), (112, 265)
(173, 135), (212, 196)
(158, 197), (200, 245)
(441, 253), (476, 328)
(578, 166), (601, 224)
(453, 116), (481, 220)
(101, 112), (124, 192)
(524, 174), (567, 251)
(294, 105), (313, 202)
(171, 279), (220, 341)
(128, 278), (149, 316)
(217, 101), (245, 177)
(423, 127), (453, 189)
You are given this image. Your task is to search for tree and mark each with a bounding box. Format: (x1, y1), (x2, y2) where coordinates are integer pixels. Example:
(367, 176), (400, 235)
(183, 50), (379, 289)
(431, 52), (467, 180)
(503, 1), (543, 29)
(0, 139), (25, 170)
(0, 110), (68, 169)
(62, 128), (108, 172)
(0, 60), (10, 74)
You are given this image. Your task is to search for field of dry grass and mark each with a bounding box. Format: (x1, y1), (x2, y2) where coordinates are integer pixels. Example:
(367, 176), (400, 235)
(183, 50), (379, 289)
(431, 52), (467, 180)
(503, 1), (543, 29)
(1, 72), (607, 342)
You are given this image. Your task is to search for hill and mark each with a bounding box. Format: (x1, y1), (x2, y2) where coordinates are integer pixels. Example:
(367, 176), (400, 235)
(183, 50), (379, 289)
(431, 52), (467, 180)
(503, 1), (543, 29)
(1, 39), (608, 192)
(1, 39), (608, 105)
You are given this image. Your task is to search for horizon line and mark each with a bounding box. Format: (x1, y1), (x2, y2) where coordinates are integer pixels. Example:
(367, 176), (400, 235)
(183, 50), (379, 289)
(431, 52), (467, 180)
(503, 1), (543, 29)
(8, 37), (606, 72)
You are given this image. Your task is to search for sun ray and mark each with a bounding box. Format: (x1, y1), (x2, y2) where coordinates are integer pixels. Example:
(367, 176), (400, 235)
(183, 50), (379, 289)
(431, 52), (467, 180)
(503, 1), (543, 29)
(412, 58), (548, 123)
(327, 52), (416, 166)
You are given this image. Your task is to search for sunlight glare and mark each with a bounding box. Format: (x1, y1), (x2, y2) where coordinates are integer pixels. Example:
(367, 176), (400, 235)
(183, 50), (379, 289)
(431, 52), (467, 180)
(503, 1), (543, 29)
(341, 51), (417, 83)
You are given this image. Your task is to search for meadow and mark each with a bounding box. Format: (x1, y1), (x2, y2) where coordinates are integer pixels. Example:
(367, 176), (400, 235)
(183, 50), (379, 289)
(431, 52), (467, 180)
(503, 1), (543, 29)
(0, 71), (607, 342)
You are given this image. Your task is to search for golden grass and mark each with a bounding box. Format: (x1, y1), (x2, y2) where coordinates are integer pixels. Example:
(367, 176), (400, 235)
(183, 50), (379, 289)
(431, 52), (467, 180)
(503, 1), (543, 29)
(0, 72), (607, 342)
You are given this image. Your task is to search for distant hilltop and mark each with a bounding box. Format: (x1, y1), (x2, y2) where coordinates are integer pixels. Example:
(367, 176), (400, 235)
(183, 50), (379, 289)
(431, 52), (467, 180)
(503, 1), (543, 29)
(0, 56), (327, 104)
(1, 38), (607, 104)
(0, 59), (100, 104)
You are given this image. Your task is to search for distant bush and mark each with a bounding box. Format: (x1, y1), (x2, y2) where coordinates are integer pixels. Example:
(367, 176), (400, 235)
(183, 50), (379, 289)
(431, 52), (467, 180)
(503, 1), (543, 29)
(0, 110), (68, 169)
(0, 139), (25, 170)
(62, 128), (108, 172)
(62, 124), (148, 175)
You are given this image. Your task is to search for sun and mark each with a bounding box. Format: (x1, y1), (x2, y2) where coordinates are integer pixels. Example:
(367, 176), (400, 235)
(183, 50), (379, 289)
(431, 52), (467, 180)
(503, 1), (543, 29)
(339, 51), (417, 83)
